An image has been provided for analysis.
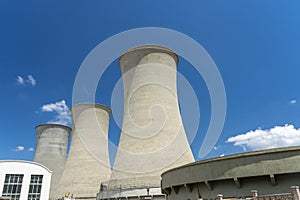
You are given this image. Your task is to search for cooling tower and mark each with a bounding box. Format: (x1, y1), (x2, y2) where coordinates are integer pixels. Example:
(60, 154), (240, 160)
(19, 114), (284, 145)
(110, 45), (195, 189)
(59, 103), (111, 199)
(34, 123), (71, 199)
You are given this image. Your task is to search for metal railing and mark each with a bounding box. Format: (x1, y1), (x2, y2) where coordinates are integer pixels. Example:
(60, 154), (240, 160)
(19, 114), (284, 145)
(216, 186), (300, 200)
(100, 176), (160, 191)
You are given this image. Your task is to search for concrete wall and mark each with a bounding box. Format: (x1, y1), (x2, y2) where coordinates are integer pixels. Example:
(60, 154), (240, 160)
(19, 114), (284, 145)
(97, 187), (165, 200)
(33, 124), (71, 199)
(59, 103), (111, 199)
(161, 146), (300, 200)
(110, 45), (194, 189)
(0, 160), (51, 200)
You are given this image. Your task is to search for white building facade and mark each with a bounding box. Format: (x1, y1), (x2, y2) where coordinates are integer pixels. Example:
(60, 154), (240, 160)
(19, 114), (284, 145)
(0, 160), (51, 200)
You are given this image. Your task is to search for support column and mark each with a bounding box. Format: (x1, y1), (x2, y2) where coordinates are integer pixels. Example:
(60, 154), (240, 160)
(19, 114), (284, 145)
(292, 186), (300, 200)
(217, 194), (223, 200)
(251, 190), (258, 200)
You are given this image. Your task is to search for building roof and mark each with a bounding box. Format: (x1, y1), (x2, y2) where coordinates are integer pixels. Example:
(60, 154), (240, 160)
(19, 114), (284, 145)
(0, 160), (52, 173)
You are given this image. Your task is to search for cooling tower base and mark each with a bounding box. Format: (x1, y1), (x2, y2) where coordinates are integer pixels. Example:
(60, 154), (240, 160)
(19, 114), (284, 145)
(97, 187), (165, 200)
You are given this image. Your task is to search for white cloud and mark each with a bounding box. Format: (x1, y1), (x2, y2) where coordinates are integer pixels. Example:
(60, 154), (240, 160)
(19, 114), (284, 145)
(16, 76), (25, 85)
(28, 147), (35, 152)
(242, 145), (247, 151)
(41, 100), (71, 126)
(220, 154), (225, 157)
(290, 100), (297, 104)
(213, 146), (218, 150)
(16, 75), (37, 87)
(14, 146), (25, 152)
(227, 124), (300, 151)
(27, 75), (36, 86)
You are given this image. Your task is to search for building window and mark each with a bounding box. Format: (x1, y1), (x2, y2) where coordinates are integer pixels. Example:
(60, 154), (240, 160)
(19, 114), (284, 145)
(2, 174), (24, 200)
(28, 175), (43, 200)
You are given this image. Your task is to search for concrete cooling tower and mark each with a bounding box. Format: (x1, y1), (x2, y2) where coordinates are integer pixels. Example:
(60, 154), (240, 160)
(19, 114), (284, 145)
(59, 103), (111, 199)
(109, 45), (195, 190)
(33, 123), (71, 199)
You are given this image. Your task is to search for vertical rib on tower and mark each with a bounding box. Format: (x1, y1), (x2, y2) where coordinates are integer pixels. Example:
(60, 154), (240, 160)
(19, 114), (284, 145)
(59, 103), (111, 198)
(110, 45), (195, 189)
(34, 124), (71, 199)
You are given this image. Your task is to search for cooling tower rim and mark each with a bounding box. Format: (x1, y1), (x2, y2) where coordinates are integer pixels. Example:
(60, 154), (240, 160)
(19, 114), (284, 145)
(35, 123), (72, 132)
(119, 44), (179, 67)
(70, 102), (112, 115)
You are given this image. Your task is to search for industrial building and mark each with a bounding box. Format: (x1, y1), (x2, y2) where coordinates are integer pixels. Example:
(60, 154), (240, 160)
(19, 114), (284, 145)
(34, 124), (71, 199)
(98, 45), (195, 199)
(0, 160), (51, 200)
(161, 146), (300, 200)
(58, 103), (112, 199)
(5, 45), (299, 200)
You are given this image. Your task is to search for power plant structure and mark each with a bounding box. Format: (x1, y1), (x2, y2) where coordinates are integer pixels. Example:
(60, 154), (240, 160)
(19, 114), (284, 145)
(58, 103), (112, 199)
(161, 146), (300, 200)
(98, 45), (195, 199)
(32, 45), (195, 200)
(33, 124), (71, 199)
(17, 44), (300, 200)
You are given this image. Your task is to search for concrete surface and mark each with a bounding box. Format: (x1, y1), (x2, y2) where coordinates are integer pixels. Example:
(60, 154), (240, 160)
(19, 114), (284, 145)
(59, 103), (111, 199)
(161, 146), (300, 200)
(110, 45), (194, 189)
(33, 124), (71, 199)
(97, 187), (165, 200)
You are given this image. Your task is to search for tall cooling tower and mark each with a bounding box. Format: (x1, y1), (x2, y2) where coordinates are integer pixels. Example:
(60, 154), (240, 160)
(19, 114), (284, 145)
(59, 103), (111, 199)
(110, 45), (195, 189)
(34, 124), (71, 199)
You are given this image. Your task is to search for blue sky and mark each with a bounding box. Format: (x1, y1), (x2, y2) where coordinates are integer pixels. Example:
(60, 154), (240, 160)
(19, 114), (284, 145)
(1, 0), (300, 163)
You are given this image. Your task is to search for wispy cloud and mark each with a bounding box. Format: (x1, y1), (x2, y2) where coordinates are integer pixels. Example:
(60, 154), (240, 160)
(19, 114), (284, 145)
(27, 75), (36, 86)
(16, 75), (37, 87)
(13, 146), (25, 152)
(41, 100), (71, 126)
(290, 100), (297, 104)
(12, 146), (35, 152)
(227, 124), (300, 151)
(28, 147), (35, 152)
(16, 76), (25, 85)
